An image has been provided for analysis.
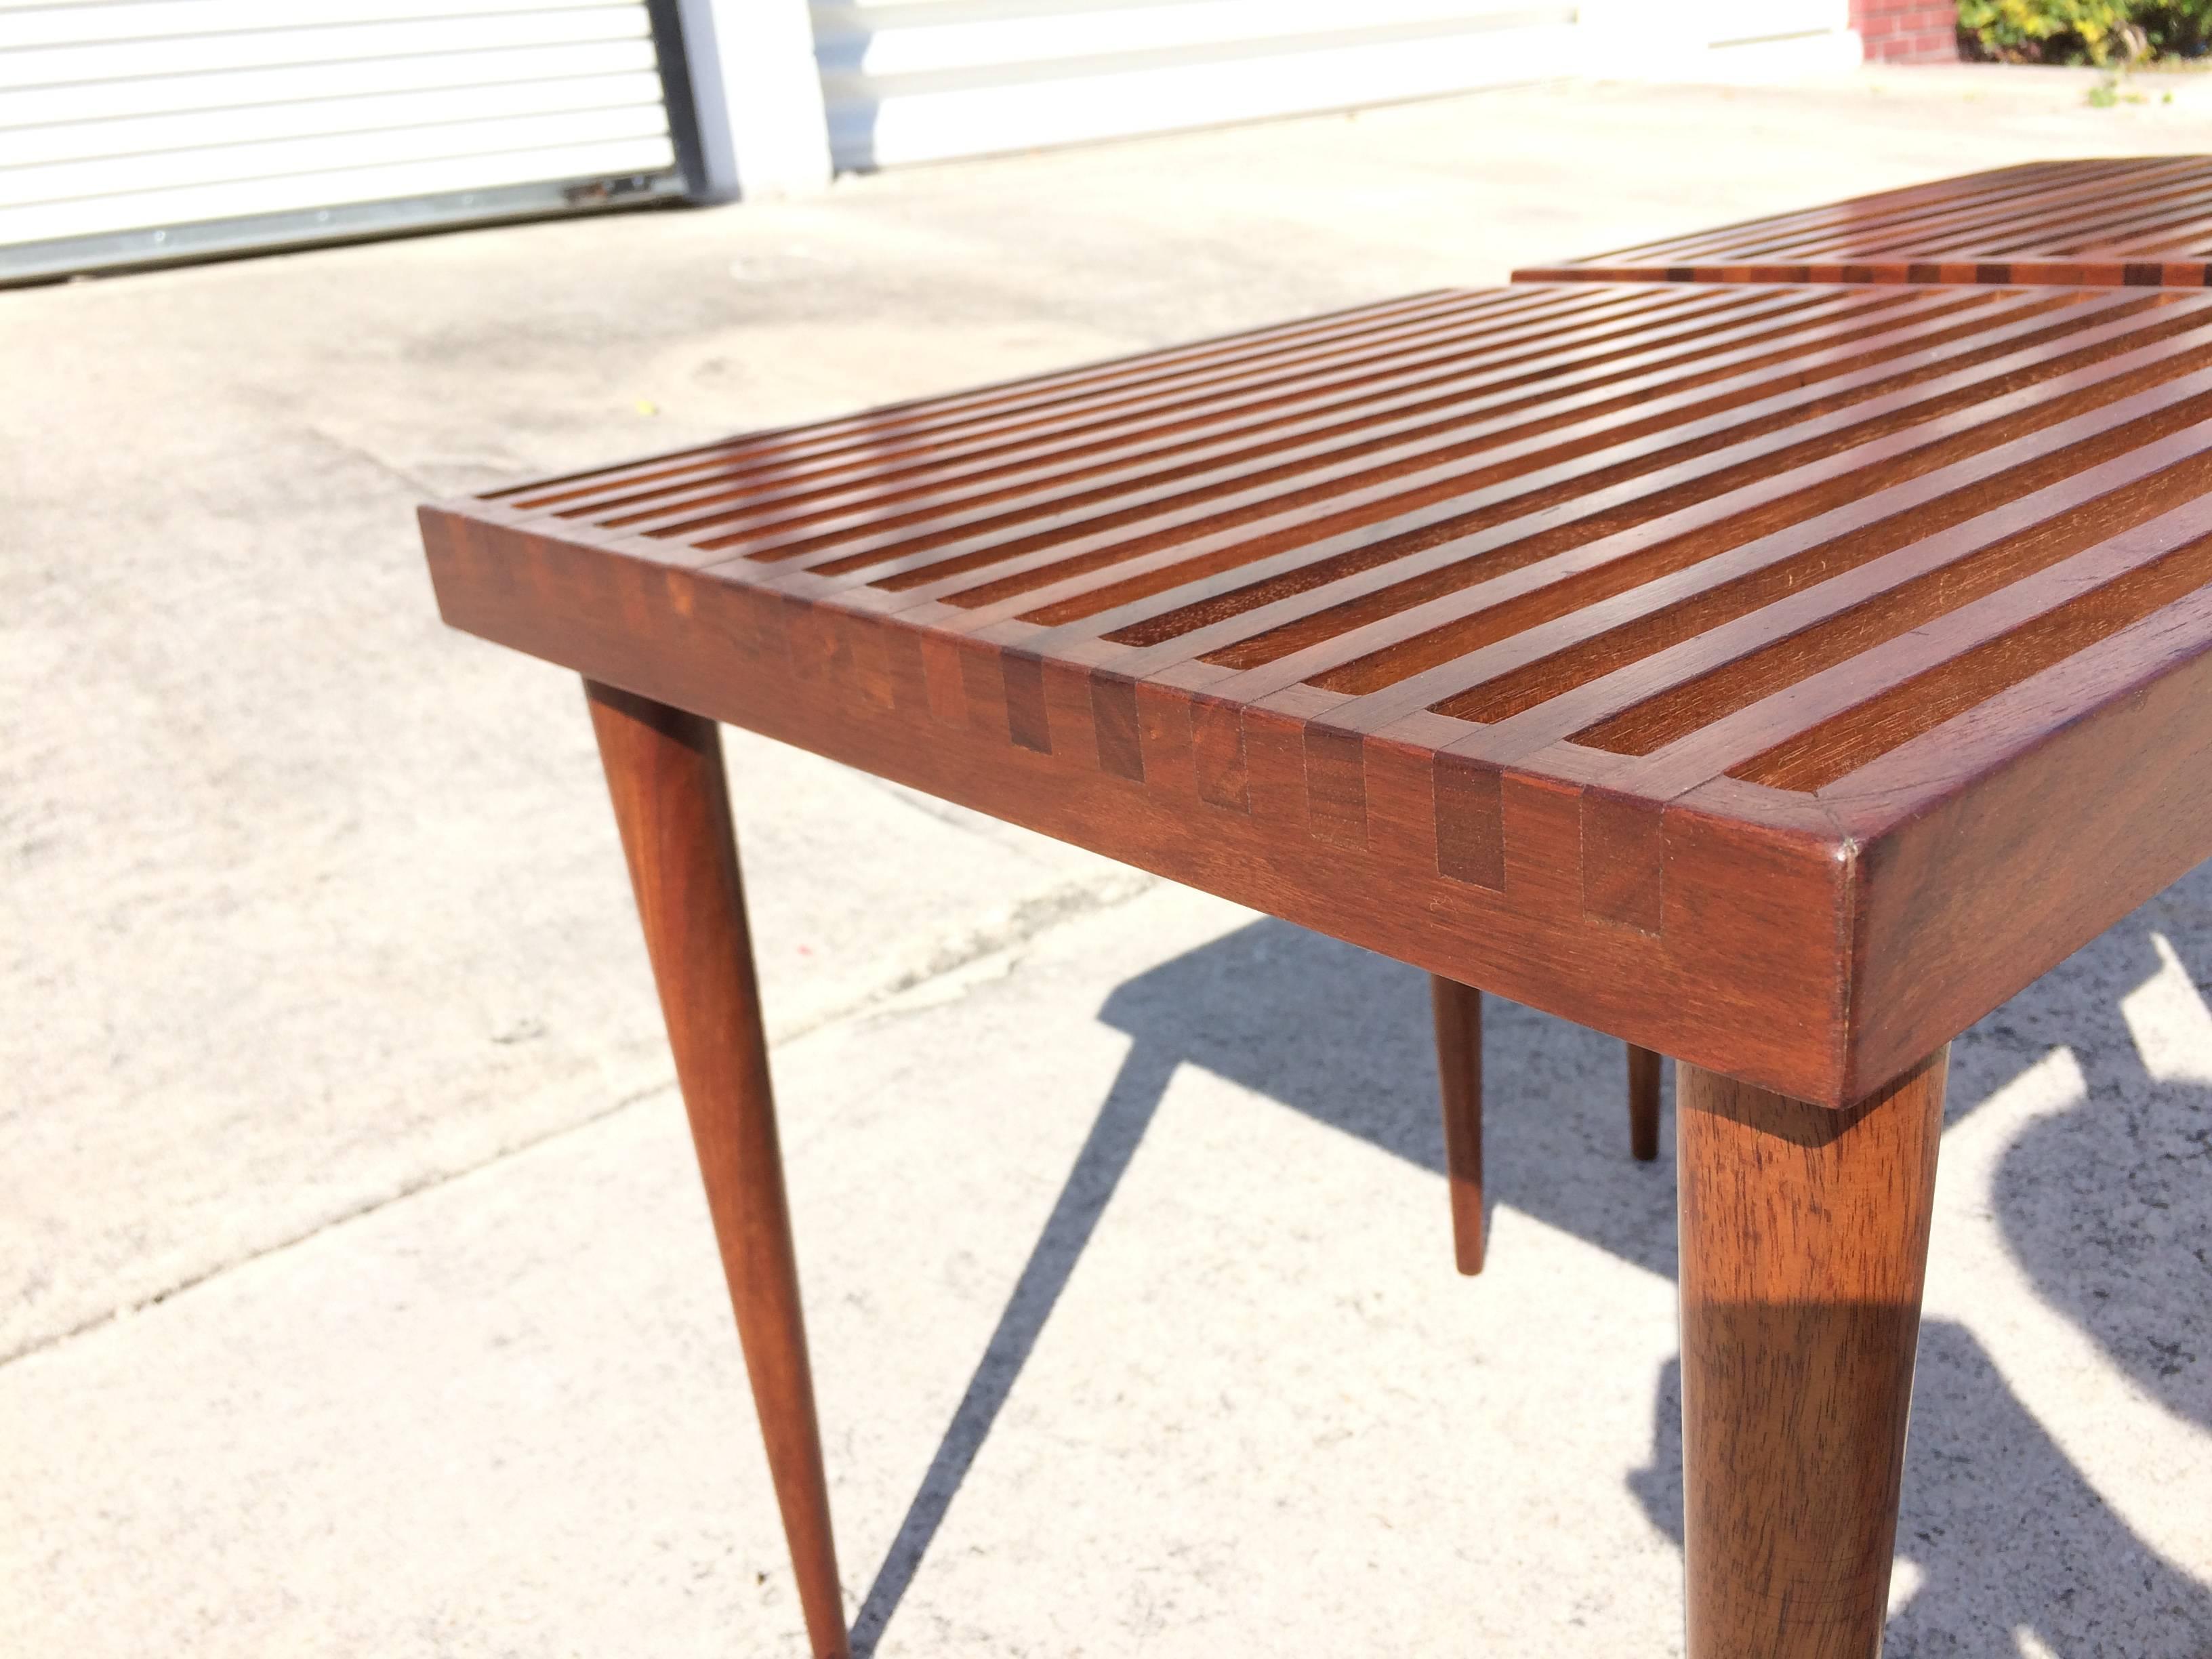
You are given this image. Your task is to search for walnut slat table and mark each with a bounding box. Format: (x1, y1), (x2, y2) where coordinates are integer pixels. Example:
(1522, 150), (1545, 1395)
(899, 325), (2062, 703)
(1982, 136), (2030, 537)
(1517, 155), (2212, 289)
(422, 279), (2212, 1657)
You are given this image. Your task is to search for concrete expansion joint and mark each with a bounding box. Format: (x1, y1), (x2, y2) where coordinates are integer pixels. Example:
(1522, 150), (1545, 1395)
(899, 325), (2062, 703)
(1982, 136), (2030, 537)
(0, 868), (1156, 1376)
(0, 1075), (678, 1375)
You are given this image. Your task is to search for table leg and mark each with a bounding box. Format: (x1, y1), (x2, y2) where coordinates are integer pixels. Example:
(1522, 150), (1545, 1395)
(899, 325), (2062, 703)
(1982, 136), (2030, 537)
(1429, 976), (1486, 1274)
(1676, 1048), (1946, 1659)
(1432, 990), (1668, 1273)
(586, 681), (850, 1659)
(1628, 1044), (1662, 1163)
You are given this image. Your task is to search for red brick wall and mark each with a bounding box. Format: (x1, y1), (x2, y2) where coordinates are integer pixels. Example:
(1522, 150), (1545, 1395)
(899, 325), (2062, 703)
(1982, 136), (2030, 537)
(1852, 0), (1961, 61)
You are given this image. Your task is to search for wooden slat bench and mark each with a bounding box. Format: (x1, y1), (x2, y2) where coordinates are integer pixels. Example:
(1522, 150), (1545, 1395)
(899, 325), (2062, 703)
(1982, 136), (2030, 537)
(1515, 155), (2212, 289)
(422, 276), (2212, 1657)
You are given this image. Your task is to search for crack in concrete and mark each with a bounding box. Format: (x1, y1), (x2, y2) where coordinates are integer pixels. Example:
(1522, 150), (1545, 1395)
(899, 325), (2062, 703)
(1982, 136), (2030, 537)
(773, 869), (1159, 1044)
(0, 867), (1158, 1373)
(303, 422), (440, 497)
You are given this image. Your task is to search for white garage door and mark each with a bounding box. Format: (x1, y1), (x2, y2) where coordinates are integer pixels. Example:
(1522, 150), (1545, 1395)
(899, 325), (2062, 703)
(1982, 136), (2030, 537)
(811, 0), (1580, 172)
(1, 1), (687, 283)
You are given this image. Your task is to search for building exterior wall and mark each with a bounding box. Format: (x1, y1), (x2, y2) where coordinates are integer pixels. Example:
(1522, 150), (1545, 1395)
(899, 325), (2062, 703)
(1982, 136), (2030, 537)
(1852, 0), (1961, 62)
(6, 0), (1887, 280)
(676, 0), (832, 199)
(815, 1), (1867, 174)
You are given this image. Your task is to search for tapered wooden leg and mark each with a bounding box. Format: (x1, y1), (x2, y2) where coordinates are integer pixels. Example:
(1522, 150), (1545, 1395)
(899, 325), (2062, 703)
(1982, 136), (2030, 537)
(1628, 1044), (1662, 1162)
(1676, 1048), (1946, 1659)
(586, 681), (849, 1659)
(1430, 976), (1485, 1275)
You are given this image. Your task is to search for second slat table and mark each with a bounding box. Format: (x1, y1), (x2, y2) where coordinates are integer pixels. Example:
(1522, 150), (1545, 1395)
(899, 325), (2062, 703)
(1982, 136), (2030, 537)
(1516, 155), (2212, 288)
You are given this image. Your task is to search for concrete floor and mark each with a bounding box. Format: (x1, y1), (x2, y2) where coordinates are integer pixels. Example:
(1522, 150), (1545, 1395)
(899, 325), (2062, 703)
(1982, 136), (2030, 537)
(5, 63), (2211, 1657)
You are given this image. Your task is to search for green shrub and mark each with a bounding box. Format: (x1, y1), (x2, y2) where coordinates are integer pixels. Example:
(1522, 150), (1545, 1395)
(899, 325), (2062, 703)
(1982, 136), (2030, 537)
(1958, 0), (2137, 64)
(1959, 0), (2212, 62)
(2135, 0), (2212, 54)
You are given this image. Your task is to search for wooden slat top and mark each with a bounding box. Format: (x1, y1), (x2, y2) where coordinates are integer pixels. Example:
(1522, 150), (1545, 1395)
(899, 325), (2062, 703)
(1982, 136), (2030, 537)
(1515, 157), (2212, 289)
(422, 281), (2212, 1105)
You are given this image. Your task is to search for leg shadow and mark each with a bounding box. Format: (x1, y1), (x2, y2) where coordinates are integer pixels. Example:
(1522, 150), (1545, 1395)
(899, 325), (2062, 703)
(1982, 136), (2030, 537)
(852, 886), (2211, 1649)
(1096, 916), (1678, 1280)
(1937, 855), (2212, 1436)
(1987, 920), (2212, 1437)
(1994, 1048), (2212, 1439)
(1629, 1322), (2212, 1656)
(853, 916), (1672, 1650)
(849, 1038), (1179, 1656)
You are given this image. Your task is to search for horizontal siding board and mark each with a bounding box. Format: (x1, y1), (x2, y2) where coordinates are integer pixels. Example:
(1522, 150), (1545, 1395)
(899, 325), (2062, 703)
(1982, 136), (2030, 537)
(815, 0), (1860, 173)
(813, 0), (1568, 75)
(0, 0), (619, 49)
(0, 73), (669, 170)
(1, 105), (671, 208)
(836, 21), (1576, 169)
(825, 15), (1575, 99)
(0, 39), (661, 128)
(816, 0), (1584, 171)
(0, 8), (654, 90)
(814, 0), (1544, 19)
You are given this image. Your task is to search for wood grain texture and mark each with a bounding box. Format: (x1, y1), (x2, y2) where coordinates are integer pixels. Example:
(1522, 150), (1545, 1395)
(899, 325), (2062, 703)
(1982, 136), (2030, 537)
(1677, 1048), (1946, 1659)
(585, 682), (849, 1659)
(1516, 156), (2212, 289)
(1429, 975), (1485, 1274)
(424, 281), (2212, 1105)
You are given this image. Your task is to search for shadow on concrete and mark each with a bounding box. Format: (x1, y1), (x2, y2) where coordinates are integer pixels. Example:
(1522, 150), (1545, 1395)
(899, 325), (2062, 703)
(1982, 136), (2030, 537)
(852, 890), (2212, 1654)
(1952, 878), (2212, 1441)
(851, 918), (1665, 1652)
(1629, 1325), (2212, 1656)
(846, 1039), (1177, 1654)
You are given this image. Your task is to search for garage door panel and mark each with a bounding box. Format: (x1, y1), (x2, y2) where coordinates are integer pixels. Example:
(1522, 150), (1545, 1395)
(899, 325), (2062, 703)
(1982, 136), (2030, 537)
(0, 0), (625, 51)
(1, 75), (672, 172)
(0, 40), (665, 129)
(2, 105), (674, 208)
(0, 7), (657, 91)
(0, 1), (682, 279)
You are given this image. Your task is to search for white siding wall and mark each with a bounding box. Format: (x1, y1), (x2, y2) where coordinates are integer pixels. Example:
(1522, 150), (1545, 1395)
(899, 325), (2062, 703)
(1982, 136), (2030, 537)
(813, 0), (1582, 172)
(811, 0), (1862, 174)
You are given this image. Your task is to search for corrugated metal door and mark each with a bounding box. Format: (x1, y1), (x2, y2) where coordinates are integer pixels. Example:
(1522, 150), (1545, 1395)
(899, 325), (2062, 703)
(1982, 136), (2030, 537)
(1, 1), (687, 283)
(812, 0), (1580, 173)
